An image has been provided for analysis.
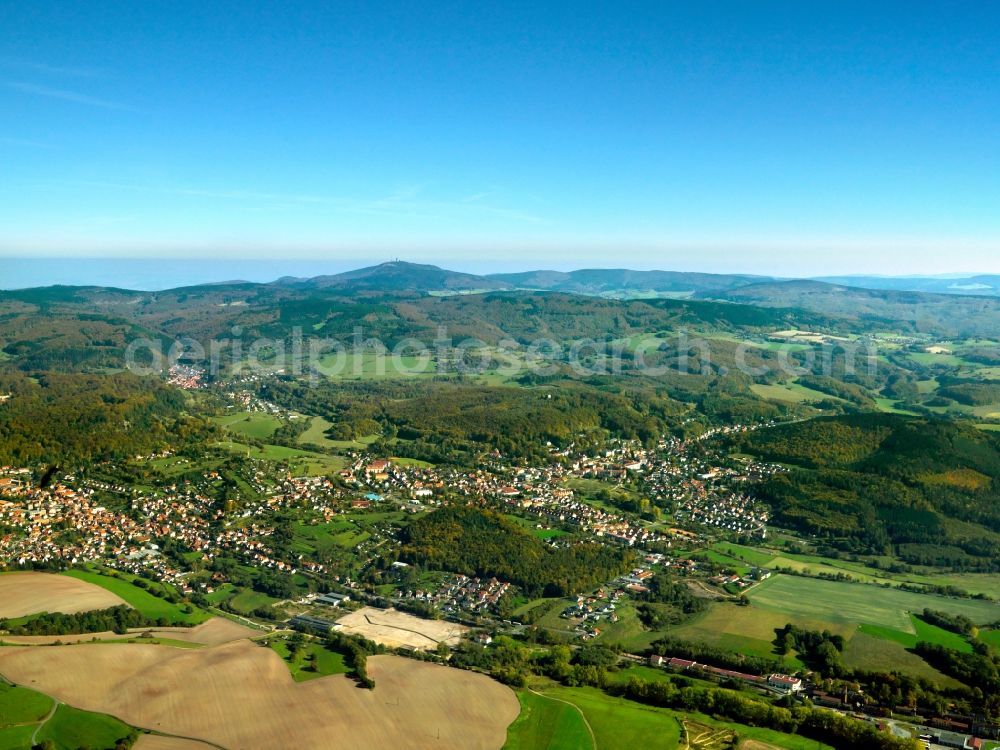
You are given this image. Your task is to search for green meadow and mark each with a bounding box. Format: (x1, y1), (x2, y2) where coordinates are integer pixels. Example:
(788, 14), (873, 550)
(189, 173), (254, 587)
(215, 440), (346, 475)
(34, 704), (133, 750)
(748, 574), (1000, 631)
(62, 568), (209, 625)
(212, 411), (283, 440)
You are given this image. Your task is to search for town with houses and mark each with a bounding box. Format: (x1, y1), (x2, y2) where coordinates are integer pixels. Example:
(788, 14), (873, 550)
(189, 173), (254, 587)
(4, 391), (991, 749)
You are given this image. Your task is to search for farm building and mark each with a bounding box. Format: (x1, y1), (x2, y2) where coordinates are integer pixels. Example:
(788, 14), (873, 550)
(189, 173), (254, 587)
(767, 674), (803, 693)
(315, 593), (350, 607)
(289, 614), (337, 634)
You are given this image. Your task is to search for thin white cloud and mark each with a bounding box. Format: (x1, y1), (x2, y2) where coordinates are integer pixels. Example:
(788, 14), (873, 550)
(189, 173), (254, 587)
(51, 180), (545, 224)
(461, 192), (492, 203)
(0, 136), (56, 149)
(0, 59), (101, 77)
(5, 81), (134, 111)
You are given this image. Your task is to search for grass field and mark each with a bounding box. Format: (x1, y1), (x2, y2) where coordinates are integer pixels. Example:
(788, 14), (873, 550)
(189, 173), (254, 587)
(212, 412), (282, 440)
(0, 682), (53, 728)
(296, 416), (383, 451)
(728, 544), (1000, 600)
(62, 569), (208, 625)
(317, 352), (437, 379)
(748, 574), (1000, 631)
(696, 549), (753, 576)
(842, 633), (961, 686)
(0, 726), (34, 750)
(874, 398), (920, 416)
(228, 588), (281, 614)
(858, 614), (973, 653)
(542, 687), (677, 749)
(981, 629), (1000, 650)
(750, 382), (838, 404)
(215, 440), (346, 476)
(293, 520), (369, 554)
(536, 687), (833, 750)
(503, 690), (593, 750)
(670, 599), (858, 664)
(710, 542), (777, 568)
(589, 602), (663, 652)
(907, 352), (969, 367)
(34, 704), (134, 750)
(269, 639), (349, 682)
(391, 456), (435, 468)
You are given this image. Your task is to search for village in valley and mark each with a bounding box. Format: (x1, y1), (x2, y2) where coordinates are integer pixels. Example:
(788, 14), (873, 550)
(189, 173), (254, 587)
(3, 380), (1000, 750)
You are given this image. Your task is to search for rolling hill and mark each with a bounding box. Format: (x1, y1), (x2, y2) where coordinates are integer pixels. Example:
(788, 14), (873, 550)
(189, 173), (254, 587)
(710, 279), (1000, 337)
(730, 413), (1000, 567)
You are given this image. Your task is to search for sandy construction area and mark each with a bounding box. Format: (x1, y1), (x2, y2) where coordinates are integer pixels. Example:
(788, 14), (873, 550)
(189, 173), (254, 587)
(335, 606), (469, 650)
(0, 640), (518, 750)
(1, 616), (257, 646)
(0, 572), (127, 618)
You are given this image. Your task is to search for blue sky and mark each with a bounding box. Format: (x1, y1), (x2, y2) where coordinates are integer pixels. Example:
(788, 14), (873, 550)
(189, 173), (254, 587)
(2, 1), (1000, 276)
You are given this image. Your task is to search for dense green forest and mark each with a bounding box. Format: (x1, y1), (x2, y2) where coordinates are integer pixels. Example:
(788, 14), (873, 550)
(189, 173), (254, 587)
(0, 370), (217, 466)
(0, 280), (842, 371)
(263, 376), (687, 461)
(731, 414), (1000, 564)
(399, 506), (636, 596)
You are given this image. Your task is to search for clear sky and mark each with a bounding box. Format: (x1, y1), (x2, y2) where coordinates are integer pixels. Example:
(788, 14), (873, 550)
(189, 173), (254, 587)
(2, 1), (1000, 277)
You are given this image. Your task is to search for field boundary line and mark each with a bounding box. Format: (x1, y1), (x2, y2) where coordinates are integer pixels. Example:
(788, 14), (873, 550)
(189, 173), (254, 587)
(528, 688), (597, 750)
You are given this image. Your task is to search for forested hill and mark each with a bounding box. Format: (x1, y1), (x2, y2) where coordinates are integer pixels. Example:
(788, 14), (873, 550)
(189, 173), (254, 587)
(0, 283), (842, 370)
(729, 414), (1000, 568)
(399, 506), (636, 597)
(0, 370), (217, 466)
(711, 280), (1000, 337)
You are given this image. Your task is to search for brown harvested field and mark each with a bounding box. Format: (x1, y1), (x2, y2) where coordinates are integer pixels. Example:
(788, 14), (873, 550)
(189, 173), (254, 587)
(0, 640), (518, 750)
(134, 736), (217, 750)
(1, 616), (256, 646)
(0, 571), (127, 618)
(335, 606), (469, 650)
(139, 617), (260, 645)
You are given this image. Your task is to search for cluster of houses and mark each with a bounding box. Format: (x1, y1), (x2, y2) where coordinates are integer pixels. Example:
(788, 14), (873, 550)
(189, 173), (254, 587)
(560, 586), (624, 638)
(709, 567), (772, 590)
(2, 418), (787, 637)
(499, 485), (667, 548)
(166, 364), (205, 390)
(397, 574), (513, 615)
(0, 466), (333, 585)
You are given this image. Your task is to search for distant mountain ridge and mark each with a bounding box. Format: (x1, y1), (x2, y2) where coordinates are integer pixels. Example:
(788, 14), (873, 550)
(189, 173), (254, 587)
(5, 261), (1000, 339)
(274, 261), (772, 295)
(815, 274), (1000, 296)
(272, 261), (1000, 300)
(277, 261), (511, 292)
(486, 268), (771, 295)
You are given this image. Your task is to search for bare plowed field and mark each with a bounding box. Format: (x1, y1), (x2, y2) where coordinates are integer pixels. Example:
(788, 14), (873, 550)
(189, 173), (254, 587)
(1, 616), (256, 646)
(0, 572), (127, 618)
(0, 640), (518, 750)
(134, 736), (217, 750)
